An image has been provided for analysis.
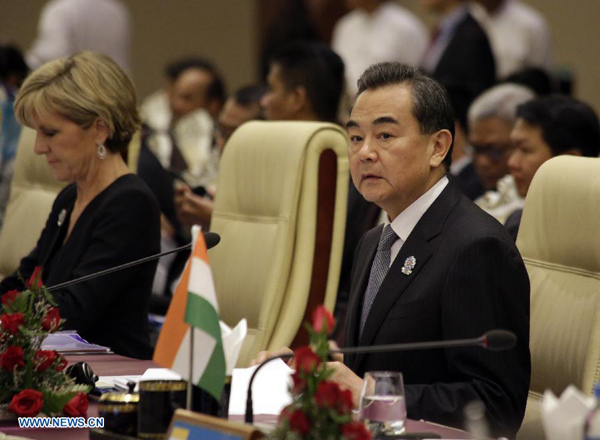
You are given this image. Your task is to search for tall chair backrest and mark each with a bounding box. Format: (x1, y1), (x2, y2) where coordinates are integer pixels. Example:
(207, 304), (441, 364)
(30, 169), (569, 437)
(208, 121), (349, 367)
(516, 156), (600, 439)
(0, 127), (142, 276)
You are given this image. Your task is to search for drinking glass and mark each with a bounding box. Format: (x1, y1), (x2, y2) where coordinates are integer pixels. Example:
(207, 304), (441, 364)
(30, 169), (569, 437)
(359, 371), (407, 436)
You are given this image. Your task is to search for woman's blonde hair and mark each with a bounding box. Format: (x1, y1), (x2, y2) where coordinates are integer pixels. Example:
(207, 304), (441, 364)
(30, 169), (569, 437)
(14, 51), (140, 152)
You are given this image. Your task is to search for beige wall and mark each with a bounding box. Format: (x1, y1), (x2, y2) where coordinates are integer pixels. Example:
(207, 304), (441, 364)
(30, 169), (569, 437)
(1, 0), (599, 112)
(0, 0), (258, 100)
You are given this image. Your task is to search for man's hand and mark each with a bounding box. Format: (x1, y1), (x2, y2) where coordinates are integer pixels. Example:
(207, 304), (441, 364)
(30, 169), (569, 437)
(328, 340), (344, 363)
(327, 361), (364, 408)
(249, 347), (294, 367)
(174, 184), (214, 230)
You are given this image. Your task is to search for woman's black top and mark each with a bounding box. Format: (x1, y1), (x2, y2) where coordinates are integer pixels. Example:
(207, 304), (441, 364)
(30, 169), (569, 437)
(0, 174), (161, 359)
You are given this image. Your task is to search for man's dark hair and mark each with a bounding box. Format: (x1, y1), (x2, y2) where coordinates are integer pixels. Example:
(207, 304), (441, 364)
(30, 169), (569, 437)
(0, 44), (28, 85)
(504, 67), (554, 96)
(356, 62), (455, 170)
(234, 85), (266, 107)
(516, 95), (600, 158)
(270, 41), (344, 122)
(165, 56), (227, 105)
(233, 85), (266, 119)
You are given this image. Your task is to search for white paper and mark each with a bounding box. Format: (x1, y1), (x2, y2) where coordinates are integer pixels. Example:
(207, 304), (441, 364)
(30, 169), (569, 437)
(141, 368), (183, 381)
(96, 375), (143, 391)
(542, 385), (595, 440)
(221, 319), (247, 375)
(42, 331), (111, 353)
(228, 359), (293, 415)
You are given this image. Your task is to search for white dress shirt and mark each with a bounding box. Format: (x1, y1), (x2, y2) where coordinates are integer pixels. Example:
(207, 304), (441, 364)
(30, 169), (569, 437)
(386, 176), (449, 266)
(332, 1), (428, 96)
(470, 0), (553, 79)
(27, 0), (131, 73)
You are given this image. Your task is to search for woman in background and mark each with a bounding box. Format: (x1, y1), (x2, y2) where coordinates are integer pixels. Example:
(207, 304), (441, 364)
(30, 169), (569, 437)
(0, 51), (160, 359)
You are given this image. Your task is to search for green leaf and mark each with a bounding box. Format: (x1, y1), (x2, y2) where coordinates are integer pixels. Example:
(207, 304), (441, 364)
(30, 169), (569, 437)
(42, 389), (78, 415)
(42, 288), (58, 308)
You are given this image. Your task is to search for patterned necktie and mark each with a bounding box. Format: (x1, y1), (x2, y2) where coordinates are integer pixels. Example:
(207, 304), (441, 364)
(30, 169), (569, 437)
(360, 224), (398, 336)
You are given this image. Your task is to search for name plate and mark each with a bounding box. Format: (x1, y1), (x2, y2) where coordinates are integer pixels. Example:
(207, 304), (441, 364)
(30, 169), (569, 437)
(167, 409), (264, 440)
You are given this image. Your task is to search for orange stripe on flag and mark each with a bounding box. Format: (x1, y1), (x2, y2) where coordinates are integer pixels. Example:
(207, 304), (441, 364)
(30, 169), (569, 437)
(153, 232), (208, 367)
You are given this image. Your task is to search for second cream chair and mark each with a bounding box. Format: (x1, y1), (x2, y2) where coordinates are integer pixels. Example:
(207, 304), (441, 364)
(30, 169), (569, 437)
(208, 121), (349, 367)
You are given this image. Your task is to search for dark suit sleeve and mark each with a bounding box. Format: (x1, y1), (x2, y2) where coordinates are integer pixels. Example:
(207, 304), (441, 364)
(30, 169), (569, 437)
(404, 235), (530, 437)
(51, 189), (160, 333)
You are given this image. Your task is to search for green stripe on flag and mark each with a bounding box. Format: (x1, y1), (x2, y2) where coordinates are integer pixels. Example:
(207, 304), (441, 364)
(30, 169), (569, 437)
(185, 293), (222, 339)
(185, 292), (226, 400)
(197, 343), (226, 400)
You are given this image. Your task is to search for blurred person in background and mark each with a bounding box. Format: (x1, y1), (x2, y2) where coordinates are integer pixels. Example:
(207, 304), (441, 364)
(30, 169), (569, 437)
(444, 83), (485, 200)
(468, 83), (535, 223)
(332, 0), (428, 98)
(420, 0), (495, 106)
(470, 0), (553, 80)
(0, 44), (29, 231)
(0, 52), (160, 359)
(27, 0), (131, 73)
(140, 57), (226, 191)
(174, 85), (266, 233)
(505, 95), (600, 239)
(261, 41), (344, 123)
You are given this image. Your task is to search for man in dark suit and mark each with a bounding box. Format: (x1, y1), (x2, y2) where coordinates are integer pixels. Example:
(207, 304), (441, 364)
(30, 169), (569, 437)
(420, 0), (496, 104)
(330, 63), (530, 438)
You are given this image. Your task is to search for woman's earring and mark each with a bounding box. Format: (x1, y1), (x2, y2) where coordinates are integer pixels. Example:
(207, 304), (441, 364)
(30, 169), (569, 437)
(97, 143), (107, 160)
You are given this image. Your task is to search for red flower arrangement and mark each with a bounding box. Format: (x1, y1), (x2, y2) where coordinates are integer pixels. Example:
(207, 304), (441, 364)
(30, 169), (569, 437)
(0, 267), (90, 417)
(272, 305), (371, 440)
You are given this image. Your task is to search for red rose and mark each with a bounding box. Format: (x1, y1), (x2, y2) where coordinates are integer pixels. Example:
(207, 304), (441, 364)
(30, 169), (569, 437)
(342, 421), (372, 440)
(0, 346), (25, 371)
(55, 356), (68, 371)
(291, 371), (306, 393)
(1, 313), (24, 334)
(27, 266), (43, 289)
(288, 409), (311, 435)
(2, 290), (20, 307)
(42, 307), (61, 331)
(35, 350), (57, 372)
(338, 388), (354, 413)
(294, 346), (320, 374)
(312, 305), (335, 334)
(8, 389), (43, 417)
(315, 380), (340, 408)
(63, 392), (88, 417)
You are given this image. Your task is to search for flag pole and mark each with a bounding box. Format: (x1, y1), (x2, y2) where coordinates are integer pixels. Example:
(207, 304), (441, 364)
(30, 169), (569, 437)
(187, 328), (194, 410)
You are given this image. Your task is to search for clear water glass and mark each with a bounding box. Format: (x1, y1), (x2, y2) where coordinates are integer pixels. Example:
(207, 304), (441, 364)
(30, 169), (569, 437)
(359, 371), (407, 436)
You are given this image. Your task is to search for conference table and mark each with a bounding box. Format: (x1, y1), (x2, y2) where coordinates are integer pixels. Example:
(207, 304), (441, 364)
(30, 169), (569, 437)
(0, 354), (480, 440)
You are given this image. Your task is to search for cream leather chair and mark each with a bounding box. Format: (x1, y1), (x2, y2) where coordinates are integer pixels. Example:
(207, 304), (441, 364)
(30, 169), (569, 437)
(0, 127), (142, 276)
(516, 156), (600, 440)
(208, 121), (349, 367)
(0, 127), (65, 275)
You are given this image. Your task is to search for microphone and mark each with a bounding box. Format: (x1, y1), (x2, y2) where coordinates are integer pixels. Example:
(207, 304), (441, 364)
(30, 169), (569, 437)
(244, 329), (516, 424)
(47, 231), (221, 292)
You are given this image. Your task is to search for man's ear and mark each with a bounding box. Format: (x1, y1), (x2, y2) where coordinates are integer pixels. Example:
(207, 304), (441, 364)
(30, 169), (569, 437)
(429, 129), (453, 168)
(93, 118), (109, 145)
(563, 148), (582, 157)
(289, 86), (308, 114)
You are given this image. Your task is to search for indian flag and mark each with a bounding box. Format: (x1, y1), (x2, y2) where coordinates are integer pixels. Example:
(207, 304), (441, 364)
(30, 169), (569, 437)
(153, 226), (226, 400)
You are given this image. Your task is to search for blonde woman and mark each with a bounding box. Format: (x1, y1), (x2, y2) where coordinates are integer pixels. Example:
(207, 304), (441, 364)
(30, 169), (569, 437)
(0, 52), (160, 359)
